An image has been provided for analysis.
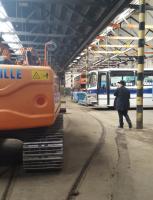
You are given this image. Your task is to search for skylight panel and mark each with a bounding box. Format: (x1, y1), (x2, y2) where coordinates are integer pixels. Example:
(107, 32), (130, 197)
(0, 1), (23, 54)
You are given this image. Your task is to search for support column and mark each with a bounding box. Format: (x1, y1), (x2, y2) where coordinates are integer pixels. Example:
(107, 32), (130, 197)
(136, 0), (145, 129)
(86, 47), (89, 89)
(71, 69), (73, 100)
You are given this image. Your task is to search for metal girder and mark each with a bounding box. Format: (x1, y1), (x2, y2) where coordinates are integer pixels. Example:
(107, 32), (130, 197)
(97, 44), (137, 48)
(1, 31), (73, 37)
(0, 18), (87, 38)
(129, 4), (153, 11)
(111, 21), (153, 30)
(2, 0), (112, 6)
(99, 35), (153, 40)
(0, 17), (45, 24)
(26, 8), (38, 20)
(64, 4), (94, 26)
(53, 16), (84, 37)
(92, 50), (130, 54)
(119, 27), (136, 37)
(11, 48), (45, 52)
(113, 55), (137, 58)
(130, 14), (153, 36)
(2, 41), (44, 45)
(98, 43), (153, 49)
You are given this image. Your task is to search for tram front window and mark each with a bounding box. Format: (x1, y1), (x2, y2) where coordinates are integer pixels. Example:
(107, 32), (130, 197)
(88, 72), (97, 87)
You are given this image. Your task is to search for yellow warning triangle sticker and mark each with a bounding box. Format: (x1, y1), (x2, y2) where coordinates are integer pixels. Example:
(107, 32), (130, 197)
(33, 72), (40, 80)
(32, 70), (49, 80)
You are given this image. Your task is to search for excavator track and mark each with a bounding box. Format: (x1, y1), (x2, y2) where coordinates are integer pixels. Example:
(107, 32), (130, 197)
(23, 114), (64, 170)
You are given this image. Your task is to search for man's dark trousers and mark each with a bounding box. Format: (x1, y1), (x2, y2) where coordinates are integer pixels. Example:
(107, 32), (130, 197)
(118, 110), (132, 128)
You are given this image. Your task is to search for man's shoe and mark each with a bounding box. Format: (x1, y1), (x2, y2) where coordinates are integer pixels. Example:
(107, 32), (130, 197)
(129, 123), (132, 128)
(118, 125), (123, 128)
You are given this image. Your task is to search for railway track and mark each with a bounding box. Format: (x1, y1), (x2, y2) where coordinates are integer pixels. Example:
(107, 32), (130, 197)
(0, 166), (18, 200)
(65, 113), (106, 200)
(0, 139), (22, 200)
(0, 168), (11, 178)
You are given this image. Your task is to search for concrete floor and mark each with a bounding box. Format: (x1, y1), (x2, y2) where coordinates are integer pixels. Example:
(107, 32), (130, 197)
(0, 99), (153, 200)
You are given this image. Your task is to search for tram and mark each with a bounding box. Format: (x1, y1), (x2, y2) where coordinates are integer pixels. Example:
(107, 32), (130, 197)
(87, 68), (153, 108)
(72, 72), (88, 103)
(73, 72), (87, 91)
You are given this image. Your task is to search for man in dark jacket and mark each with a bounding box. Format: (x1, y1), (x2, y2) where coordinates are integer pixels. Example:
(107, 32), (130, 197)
(114, 80), (132, 128)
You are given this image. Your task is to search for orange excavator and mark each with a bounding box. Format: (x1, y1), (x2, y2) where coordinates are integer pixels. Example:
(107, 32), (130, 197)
(0, 45), (63, 170)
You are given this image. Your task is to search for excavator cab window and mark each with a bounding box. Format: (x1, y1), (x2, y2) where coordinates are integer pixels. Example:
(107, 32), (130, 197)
(27, 51), (33, 65)
(0, 56), (13, 64)
(26, 51), (40, 66)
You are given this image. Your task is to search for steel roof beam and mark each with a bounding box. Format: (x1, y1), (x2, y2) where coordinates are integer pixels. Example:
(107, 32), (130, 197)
(2, 41), (44, 45)
(92, 50), (137, 54)
(64, 4), (94, 26)
(2, 31), (73, 37)
(97, 44), (137, 48)
(0, 17), (46, 24)
(10, 48), (45, 52)
(0, 18), (85, 37)
(2, 0), (111, 6)
(98, 35), (153, 40)
(129, 4), (153, 11)
(113, 23), (153, 29)
(53, 16), (84, 37)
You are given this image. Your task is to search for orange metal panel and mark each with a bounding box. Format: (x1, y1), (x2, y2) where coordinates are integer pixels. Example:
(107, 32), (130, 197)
(0, 65), (60, 130)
